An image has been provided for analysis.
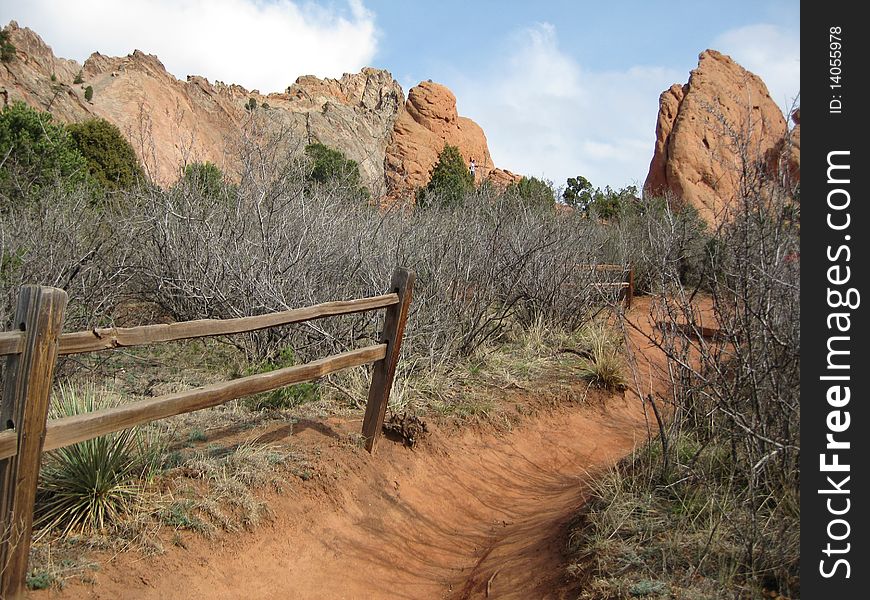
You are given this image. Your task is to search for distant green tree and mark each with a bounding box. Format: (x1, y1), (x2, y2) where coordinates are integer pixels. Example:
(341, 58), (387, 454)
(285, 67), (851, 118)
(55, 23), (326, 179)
(417, 144), (473, 208)
(507, 176), (556, 206)
(68, 118), (144, 192)
(304, 142), (370, 201)
(562, 175), (640, 220)
(245, 97), (257, 111)
(73, 70), (84, 84)
(0, 102), (89, 200)
(562, 175), (594, 209)
(84, 86), (94, 102)
(179, 162), (231, 198)
(586, 185), (639, 220)
(0, 29), (15, 62)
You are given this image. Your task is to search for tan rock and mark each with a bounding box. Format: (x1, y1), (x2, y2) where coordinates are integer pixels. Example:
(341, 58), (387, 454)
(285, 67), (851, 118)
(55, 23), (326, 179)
(643, 50), (790, 222)
(644, 84), (685, 199)
(486, 167), (522, 189)
(1, 22), (404, 191)
(0, 21), (91, 122)
(2, 22), (515, 199)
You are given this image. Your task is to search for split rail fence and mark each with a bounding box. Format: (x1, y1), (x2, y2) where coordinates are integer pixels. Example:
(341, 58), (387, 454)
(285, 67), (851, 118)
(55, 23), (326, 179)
(578, 263), (634, 309)
(0, 267), (413, 599)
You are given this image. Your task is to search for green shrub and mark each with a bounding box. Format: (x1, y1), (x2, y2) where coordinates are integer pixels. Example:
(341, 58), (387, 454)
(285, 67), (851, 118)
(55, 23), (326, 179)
(187, 429), (208, 443)
(244, 346), (321, 411)
(67, 118), (144, 192)
(35, 384), (162, 538)
(304, 142), (370, 200)
(506, 176), (555, 206)
(26, 570), (57, 591)
(245, 97), (257, 111)
(179, 161), (233, 198)
(563, 175), (640, 220)
(0, 102), (89, 200)
(73, 69), (84, 84)
(84, 85), (93, 102)
(561, 175), (593, 209)
(417, 144), (474, 208)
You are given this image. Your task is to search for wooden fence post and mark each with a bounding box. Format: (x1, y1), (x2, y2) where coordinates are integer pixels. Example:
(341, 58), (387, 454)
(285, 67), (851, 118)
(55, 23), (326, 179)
(0, 286), (67, 600)
(362, 268), (414, 453)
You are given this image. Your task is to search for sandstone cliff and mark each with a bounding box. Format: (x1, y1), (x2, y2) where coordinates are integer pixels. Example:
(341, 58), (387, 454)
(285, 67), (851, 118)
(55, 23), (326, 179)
(643, 50), (796, 221)
(1, 21), (513, 198)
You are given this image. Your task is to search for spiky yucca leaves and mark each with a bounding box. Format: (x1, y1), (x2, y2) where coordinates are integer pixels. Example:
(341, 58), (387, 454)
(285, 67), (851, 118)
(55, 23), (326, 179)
(35, 385), (159, 539)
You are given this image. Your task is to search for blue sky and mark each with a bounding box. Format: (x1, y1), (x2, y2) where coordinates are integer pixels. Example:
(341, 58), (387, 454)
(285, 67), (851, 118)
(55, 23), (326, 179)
(2, 0), (800, 191)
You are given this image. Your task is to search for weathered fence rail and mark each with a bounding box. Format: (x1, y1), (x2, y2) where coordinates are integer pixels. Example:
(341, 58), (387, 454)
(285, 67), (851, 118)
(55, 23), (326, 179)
(575, 263), (634, 309)
(0, 267), (414, 599)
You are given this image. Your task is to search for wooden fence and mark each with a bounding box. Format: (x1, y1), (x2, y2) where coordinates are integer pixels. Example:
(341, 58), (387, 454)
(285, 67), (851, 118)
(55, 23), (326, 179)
(0, 267), (413, 599)
(578, 264), (634, 309)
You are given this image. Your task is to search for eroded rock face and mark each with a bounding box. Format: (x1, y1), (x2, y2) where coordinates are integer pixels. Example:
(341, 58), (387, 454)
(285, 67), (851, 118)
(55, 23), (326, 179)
(2, 21), (516, 198)
(385, 80), (519, 199)
(1, 22), (405, 190)
(643, 50), (791, 221)
(0, 21), (91, 123)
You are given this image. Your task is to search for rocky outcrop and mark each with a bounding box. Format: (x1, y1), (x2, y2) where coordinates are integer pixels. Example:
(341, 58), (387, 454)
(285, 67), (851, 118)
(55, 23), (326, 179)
(0, 22), (405, 190)
(385, 81), (519, 198)
(644, 50), (792, 221)
(2, 21), (515, 198)
(0, 21), (91, 123)
(277, 68), (404, 194)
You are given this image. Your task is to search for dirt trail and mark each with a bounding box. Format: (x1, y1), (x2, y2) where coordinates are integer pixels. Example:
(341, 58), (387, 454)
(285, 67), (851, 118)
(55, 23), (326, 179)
(35, 300), (668, 600)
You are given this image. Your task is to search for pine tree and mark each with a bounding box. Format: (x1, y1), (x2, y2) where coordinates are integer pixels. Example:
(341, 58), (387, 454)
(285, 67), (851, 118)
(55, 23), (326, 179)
(417, 144), (473, 208)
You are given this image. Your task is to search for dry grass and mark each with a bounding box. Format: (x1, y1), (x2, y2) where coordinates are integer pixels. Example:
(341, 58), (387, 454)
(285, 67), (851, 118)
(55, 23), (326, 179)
(568, 433), (799, 599)
(575, 321), (626, 391)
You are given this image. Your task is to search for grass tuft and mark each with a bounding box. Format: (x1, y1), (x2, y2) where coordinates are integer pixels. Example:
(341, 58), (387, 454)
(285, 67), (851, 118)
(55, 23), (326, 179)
(576, 322), (626, 390)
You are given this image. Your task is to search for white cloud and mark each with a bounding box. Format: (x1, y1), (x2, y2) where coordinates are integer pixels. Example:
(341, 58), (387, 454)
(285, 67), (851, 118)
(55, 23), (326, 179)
(713, 24), (800, 114)
(452, 23), (682, 191)
(2, 0), (378, 93)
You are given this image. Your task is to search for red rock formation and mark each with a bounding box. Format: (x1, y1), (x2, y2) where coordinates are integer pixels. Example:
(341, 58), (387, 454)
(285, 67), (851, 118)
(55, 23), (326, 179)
(644, 50), (792, 222)
(784, 108), (800, 191)
(385, 81), (519, 199)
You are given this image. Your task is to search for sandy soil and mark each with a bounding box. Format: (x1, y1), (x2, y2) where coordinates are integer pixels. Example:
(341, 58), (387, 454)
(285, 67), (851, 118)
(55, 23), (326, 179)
(31, 299), (671, 600)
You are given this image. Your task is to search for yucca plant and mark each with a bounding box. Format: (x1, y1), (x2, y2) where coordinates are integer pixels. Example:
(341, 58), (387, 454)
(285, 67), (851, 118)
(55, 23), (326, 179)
(35, 384), (160, 539)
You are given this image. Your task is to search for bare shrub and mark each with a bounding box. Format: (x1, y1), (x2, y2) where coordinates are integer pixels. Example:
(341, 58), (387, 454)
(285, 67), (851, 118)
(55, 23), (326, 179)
(575, 102), (800, 596)
(120, 138), (618, 368)
(0, 185), (136, 330)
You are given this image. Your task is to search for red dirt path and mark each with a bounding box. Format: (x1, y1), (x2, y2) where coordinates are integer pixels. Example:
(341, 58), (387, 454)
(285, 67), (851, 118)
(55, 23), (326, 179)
(32, 299), (670, 600)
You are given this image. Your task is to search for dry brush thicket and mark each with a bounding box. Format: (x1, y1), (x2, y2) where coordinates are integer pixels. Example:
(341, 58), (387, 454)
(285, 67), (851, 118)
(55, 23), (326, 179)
(574, 109), (800, 597)
(1, 127), (636, 370)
